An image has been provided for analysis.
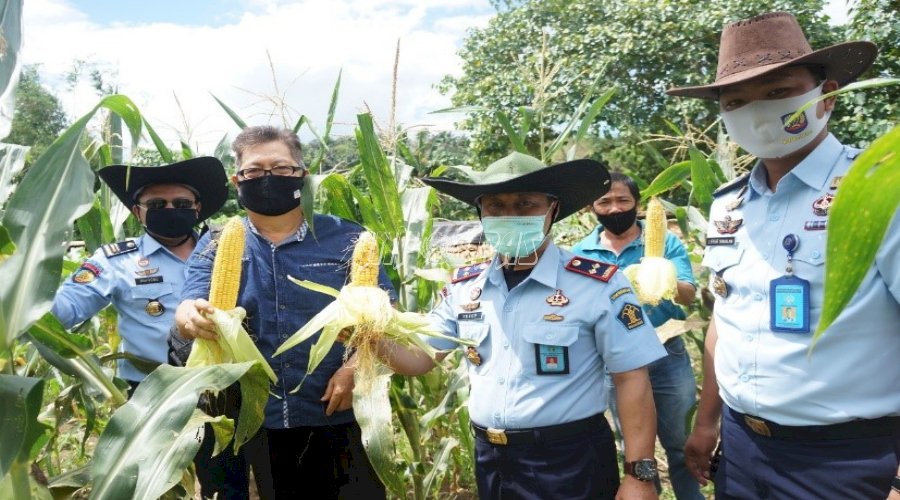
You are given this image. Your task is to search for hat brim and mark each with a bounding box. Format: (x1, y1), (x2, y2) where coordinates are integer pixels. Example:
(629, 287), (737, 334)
(422, 158), (610, 220)
(98, 156), (229, 222)
(667, 41), (877, 100)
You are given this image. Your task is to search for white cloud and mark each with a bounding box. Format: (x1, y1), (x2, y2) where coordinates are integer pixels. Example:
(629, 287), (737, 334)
(22, 0), (493, 154)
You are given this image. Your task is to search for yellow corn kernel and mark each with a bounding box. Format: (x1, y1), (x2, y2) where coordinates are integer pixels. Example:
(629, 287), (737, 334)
(644, 197), (666, 258)
(209, 217), (245, 309)
(350, 231), (380, 287)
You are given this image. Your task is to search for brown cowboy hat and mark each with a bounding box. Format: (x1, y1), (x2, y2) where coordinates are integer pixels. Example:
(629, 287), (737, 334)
(98, 156), (229, 222)
(421, 152), (611, 220)
(667, 11), (877, 100)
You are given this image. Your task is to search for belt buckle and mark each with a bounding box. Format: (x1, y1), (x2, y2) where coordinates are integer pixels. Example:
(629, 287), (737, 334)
(486, 427), (508, 445)
(744, 416), (772, 437)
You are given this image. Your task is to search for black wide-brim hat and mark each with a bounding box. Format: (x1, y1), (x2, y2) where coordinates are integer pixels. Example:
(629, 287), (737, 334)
(98, 156), (228, 222)
(421, 152), (611, 220)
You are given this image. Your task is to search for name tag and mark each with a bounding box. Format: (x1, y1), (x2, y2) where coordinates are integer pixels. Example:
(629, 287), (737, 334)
(534, 344), (569, 375)
(457, 312), (483, 321)
(135, 276), (164, 285)
(706, 237), (736, 246)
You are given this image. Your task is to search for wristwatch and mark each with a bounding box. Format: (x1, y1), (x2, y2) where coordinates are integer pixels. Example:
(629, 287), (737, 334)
(624, 458), (659, 482)
(892, 475), (900, 493)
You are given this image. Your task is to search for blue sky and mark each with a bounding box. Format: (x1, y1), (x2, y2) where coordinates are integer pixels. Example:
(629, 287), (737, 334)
(64, 0), (251, 26)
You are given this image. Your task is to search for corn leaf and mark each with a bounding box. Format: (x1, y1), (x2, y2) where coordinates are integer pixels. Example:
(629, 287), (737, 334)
(815, 125), (900, 338)
(496, 110), (527, 154)
(287, 276), (340, 298)
(89, 363), (255, 500)
(210, 93), (247, 129)
(355, 113), (404, 238)
(0, 0), (23, 139)
(0, 144), (27, 207)
(0, 225), (14, 261)
(354, 369), (405, 497)
(640, 161), (692, 200)
(273, 301), (342, 356)
(0, 375), (49, 479)
(688, 148), (716, 215)
(789, 77), (900, 120)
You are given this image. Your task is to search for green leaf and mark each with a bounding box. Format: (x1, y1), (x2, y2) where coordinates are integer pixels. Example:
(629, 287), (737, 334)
(0, 375), (48, 478)
(353, 370), (405, 497)
(320, 174), (358, 222)
(89, 363), (255, 500)
(640, 161), (691, 200)
(287, 277), (340, 298)
(0, 0), (24, 139)
(789, 77), (900, 121)
(211, 93), (247, 129)
(815, 125), (900, 338)
(354, 115), (404, 237)
(0, 144), (27, 207)
(496, 111), (527, 153)
(322, 69), (342, 142)
(74, 198), (115, 254)
(142, 118), (173, 163)
(0, 225), (14, 262)
(687, 148), (715, 215)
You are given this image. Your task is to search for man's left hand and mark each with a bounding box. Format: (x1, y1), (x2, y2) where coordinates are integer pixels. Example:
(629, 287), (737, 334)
(616, 476), (658, 500)
(321, 365), (355, 416)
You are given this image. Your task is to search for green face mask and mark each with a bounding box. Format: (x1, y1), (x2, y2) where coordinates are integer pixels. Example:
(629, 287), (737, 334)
(481, 214), (548, 258)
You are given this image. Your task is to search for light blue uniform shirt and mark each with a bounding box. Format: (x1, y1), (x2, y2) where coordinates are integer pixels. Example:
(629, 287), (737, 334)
(571, 221), (697, 327)
(703, 134), (900, 425)
(429, 243), (666, 429)
(52, 233), (187, 382)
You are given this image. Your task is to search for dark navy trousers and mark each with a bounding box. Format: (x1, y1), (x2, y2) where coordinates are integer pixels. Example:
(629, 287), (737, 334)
(715, 406), (900, 499)
(474, 417), (619, 499)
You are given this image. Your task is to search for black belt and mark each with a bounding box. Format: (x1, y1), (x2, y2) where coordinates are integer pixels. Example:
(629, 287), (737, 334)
(472, 414), (605, 446)
(733, 409), (900, 441)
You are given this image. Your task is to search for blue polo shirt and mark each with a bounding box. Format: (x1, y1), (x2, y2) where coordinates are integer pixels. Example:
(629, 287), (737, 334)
(428, 243), (665, 429)
(570, 221), (697, 327)
(181, 214), (396, 429)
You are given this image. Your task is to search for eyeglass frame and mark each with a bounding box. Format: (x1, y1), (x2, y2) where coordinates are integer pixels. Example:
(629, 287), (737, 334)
(236, 164), (306, 180)
(136, 197), (200, 210)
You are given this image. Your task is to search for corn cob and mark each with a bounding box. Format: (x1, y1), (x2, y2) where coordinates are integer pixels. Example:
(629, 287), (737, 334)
(209, 217), (245, 309)
(622, 197), (677, 306)
(644, 197), (666, 258)
(350, 231), (380, 287)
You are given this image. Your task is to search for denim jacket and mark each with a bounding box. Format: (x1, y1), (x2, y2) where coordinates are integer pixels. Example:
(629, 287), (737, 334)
(182, 214), (396, 428)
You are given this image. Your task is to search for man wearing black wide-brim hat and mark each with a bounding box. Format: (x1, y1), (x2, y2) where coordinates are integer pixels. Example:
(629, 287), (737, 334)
(379, 152), (667, 499)
(668, 12), (900, 497)
(50, 157), (245, 497)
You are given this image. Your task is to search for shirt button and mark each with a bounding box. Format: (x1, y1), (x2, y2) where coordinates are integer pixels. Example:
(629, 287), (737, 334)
(503, 342), (510, 349)
(493, 412), (501, 419)
(811, 250), (821, 259)
(768, 214), (780, 221)
(745, 334), (753, 342)
(740, 374), (750, 382)
(545, 334), (553, 340)
(753, 293), (763, 301)
(281, 333), (288, 339)
(498, 377), (505, 385)
(279, 304), (286, 310)
(761, 253), (769, 260)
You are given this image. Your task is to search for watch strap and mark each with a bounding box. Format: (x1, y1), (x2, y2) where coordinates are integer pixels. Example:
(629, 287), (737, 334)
(892, 475), (900, 493)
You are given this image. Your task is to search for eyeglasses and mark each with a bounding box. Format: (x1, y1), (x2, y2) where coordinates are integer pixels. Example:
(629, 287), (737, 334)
(237, 165), (303, 179)
(137, 198), (198, 210)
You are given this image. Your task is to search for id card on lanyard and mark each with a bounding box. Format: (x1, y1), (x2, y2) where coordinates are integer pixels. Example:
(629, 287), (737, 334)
(770, 234), (811, 333)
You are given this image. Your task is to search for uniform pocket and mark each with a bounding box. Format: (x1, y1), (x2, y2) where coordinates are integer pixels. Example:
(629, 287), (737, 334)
(522, 324), (579, 376)
(702, 246), (744, 274)
(130, 282), (175, 300)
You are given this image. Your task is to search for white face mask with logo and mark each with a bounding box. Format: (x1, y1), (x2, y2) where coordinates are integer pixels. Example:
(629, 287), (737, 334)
(721, 83), (830, 159)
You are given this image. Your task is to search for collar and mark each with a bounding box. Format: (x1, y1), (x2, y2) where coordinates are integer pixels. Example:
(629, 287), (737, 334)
(748, 133), (842, 196)
(579, 221), (644, 253)
(485, 242), (560, 290)
(247, 217), (309, 243)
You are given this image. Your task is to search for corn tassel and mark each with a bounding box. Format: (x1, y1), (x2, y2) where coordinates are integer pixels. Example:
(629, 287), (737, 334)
(623, 197), (677, 306)
(208, 217), (245, 310)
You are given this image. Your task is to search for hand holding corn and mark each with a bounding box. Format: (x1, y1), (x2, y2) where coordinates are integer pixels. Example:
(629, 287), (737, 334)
(622, 197), (678, 306)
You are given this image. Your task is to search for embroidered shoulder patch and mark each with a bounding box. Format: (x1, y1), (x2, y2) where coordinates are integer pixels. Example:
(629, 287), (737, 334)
(712, 173), (750, 197)
(451, 261), (489, 284)
(564, 257), (617, 282)
(72, 261), (103, 284)
(617, 303), (645, 330)
(102, 240), (138, 258)
(609, 287), (632, 301)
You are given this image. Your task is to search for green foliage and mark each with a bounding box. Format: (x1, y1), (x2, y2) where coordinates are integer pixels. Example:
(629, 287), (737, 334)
(6, 66), (68, 164)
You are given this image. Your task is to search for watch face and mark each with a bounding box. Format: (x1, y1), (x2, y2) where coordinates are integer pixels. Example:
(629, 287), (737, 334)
(634, 459), (658, 481)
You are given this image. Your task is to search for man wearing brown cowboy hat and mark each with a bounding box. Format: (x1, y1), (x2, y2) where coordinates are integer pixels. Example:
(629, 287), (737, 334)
(49, 157), (248, 498)
(668, 12), (900, 498)
(377, 152), (667, 499)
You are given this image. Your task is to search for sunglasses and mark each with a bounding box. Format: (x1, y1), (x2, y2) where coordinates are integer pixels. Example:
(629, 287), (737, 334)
(137, 198), (198, 210)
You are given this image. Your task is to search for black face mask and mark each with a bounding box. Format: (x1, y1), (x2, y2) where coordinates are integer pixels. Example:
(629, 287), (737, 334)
(237, 175), (304, 216)
(145, 208), (198, 238)
(596, 207), (637, 235)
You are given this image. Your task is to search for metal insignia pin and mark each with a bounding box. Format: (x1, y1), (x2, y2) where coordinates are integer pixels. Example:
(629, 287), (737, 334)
(465, 346), (482, 366)
(470, 287), (482, 301)
(711, 275), (728, 298)
(138, 257), (150, 267)
(812, 193), (834, 217)
(714, 215), (743, 235)
(546, 289), (569, 307)
(135, 267), (159, 277)
(462, 302), (481, 312)
(145, 300), (165, 317)
(543, 313), (564, 322)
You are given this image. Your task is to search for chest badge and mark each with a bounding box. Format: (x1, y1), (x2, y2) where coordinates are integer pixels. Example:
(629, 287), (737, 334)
(543, 313), (564, 322)
(470, 287), (482, 301)
(461, 302), (481, 312)
(135, 267), (159, 277)
(812, 193), (834, 217)
(725, 185), (748, 212)
(145, 299), (165, 317)
(137, 256), (150, 267)
(711, 275), (729, 298)
(546, 289), (569, 307)
(465, 346), (482, 366)
(714, 215), (743, 235)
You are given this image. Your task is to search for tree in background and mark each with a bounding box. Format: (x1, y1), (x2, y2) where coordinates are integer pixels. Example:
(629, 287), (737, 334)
(440, 0), (889, 173)
(6, 65), (68, 164)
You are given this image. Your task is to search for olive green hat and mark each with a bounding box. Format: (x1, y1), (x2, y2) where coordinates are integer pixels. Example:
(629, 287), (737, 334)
(421, 152), (611, 220)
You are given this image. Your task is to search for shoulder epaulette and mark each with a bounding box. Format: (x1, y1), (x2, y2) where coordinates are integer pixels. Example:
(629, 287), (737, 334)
(451, 261), (490, 284)
(712, 173), (750, 197)
(565, 257), (617, 282)
(101, 240), (138, 258)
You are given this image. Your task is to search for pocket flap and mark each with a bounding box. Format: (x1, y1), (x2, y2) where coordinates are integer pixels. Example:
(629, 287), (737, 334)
(458, 321), (489, 345)
(522, 324), (579, 347)
(131, 282), (175, 300)
(702, 246), (745, 272)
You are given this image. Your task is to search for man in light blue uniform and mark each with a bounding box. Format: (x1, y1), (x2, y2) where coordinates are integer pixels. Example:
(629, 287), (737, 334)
(379, 153), (666, 499)
(572, 172), (702, 500)
(52, 157), (228, 387)
(669, 12), (900, 498)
